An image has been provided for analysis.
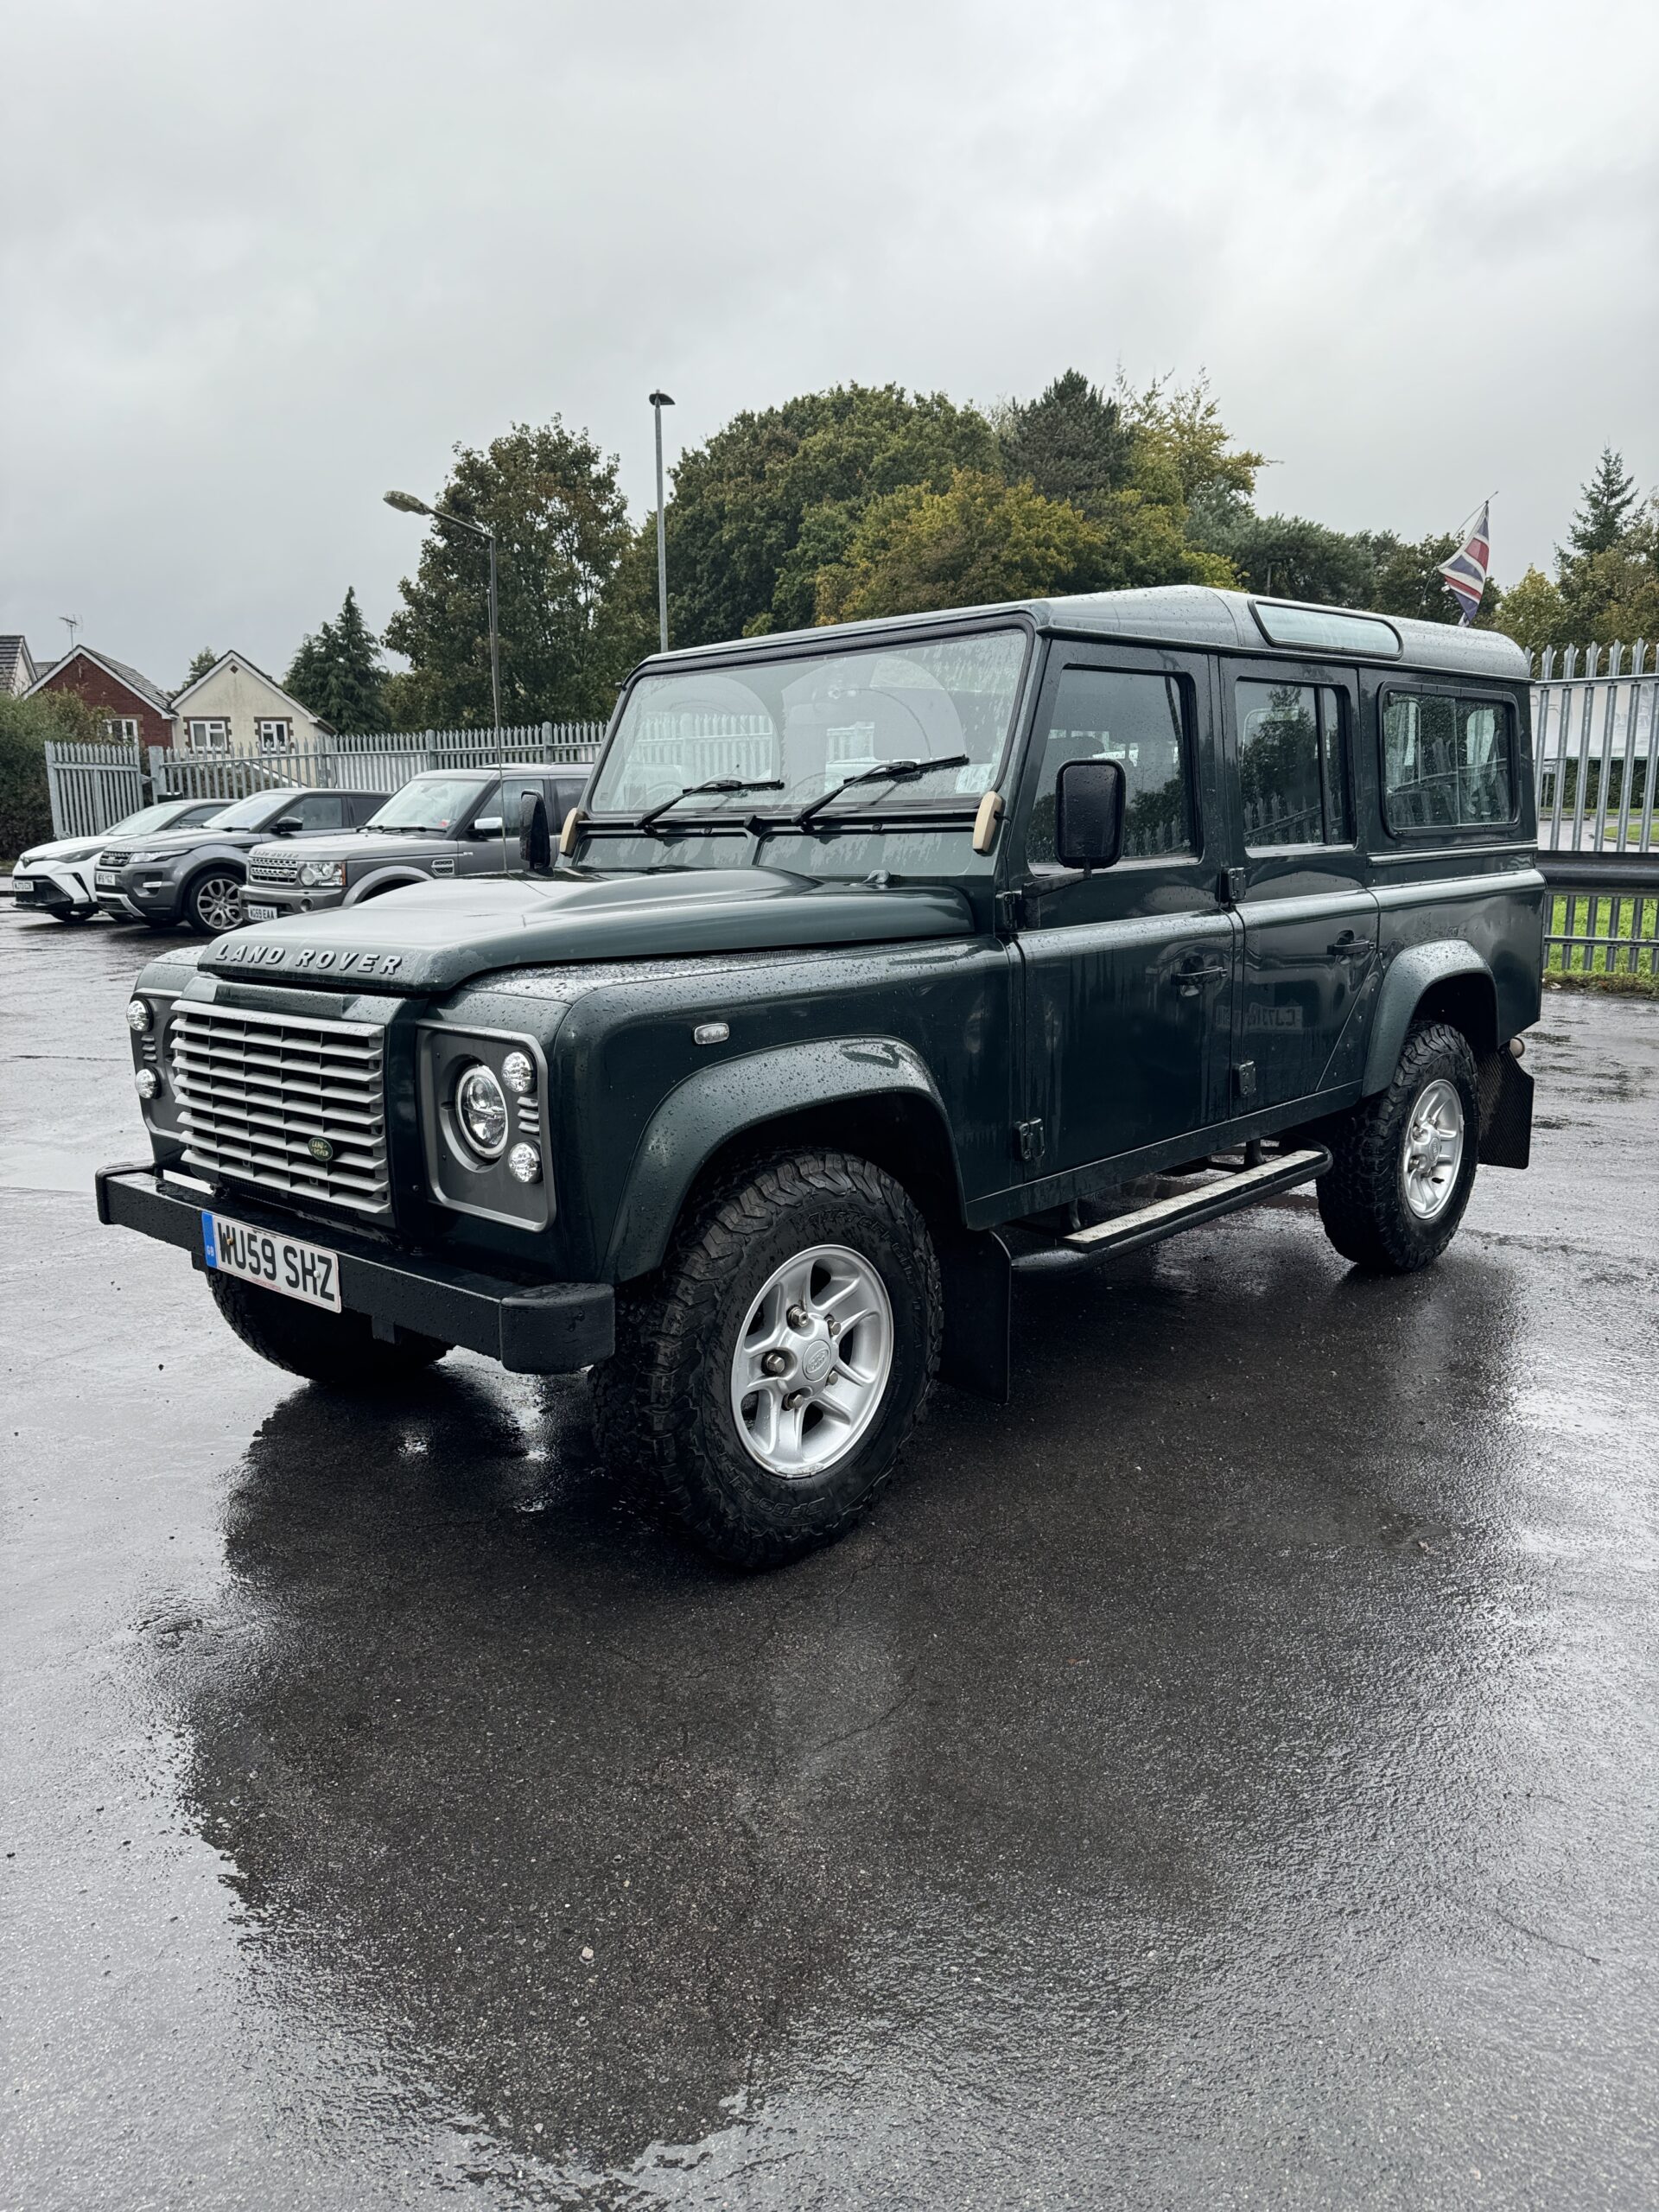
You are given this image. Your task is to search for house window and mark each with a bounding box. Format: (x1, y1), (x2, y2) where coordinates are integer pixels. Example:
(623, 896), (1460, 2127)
(101, 715), (142, 743)
(256, 718), (293, 752)
(185, 719), (230, 754)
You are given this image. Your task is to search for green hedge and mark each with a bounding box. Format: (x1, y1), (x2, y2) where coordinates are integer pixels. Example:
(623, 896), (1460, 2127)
(0, 691), (106, 858)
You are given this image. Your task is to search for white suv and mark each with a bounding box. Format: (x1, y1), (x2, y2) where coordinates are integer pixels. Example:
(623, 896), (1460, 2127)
(11, 799), (227, 921)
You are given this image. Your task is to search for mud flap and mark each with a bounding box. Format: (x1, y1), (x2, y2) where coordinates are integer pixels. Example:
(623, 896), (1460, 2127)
(936, 1225), (1011, 1403)
(1478, 1047), (1534, 1170)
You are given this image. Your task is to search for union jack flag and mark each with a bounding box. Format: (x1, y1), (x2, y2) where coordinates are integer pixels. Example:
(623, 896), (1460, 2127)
(1437, 501), (1491, 625)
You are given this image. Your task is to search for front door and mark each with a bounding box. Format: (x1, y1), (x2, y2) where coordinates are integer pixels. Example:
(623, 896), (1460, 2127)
(1222, 664), (1378, 1107)
(1012, 646), (1236, 1180)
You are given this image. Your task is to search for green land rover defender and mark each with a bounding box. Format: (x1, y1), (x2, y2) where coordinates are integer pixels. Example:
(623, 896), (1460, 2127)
(99, 588), (1542, 1565)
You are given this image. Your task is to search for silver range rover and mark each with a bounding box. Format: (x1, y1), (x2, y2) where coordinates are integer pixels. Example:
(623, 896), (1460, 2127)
(242, 768), (588, 921)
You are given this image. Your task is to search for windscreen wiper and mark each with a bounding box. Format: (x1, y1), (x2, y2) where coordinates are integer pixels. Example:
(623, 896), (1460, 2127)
(793, 754), (971, 827)
(638, 777), (785, 831)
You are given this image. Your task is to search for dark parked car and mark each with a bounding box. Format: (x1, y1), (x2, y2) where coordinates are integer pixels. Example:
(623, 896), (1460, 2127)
(94, 785), (384, 933)
(240, 767), (589, 922)
(102, 587), (1542, 1567)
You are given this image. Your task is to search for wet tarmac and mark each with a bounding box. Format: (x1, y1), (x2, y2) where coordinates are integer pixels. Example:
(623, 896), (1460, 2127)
(3, 900), (1657, 2209)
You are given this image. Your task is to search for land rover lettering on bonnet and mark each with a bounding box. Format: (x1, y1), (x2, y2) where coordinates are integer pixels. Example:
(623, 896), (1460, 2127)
(99, 587), (1543, 1568)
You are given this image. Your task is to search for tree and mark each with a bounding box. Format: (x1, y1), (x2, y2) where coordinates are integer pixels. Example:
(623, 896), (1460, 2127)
(1117, 372), (1266, 514)
(1560, 499), (1659, 646)
(285, 588), (386, 733)
(1564, 448), (1638, 564)
(647, 385), (1000, 646)
(998, 370), (1135, 512)
(385, 418), (635, 726)
(185, 649), (217, 684)
(813, 469), (1230, 626)
(1492, 566), (1573, 658)
(1191, 510), (1376, 606)
(0, 687), (106, 855)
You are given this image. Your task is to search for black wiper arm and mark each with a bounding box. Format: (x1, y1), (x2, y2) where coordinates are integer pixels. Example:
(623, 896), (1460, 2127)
(638, 777), (785, 830)
(794, 754), (971, 827)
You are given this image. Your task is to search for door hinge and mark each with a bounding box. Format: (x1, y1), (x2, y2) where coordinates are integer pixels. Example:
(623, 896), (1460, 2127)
(1234, 1060), (1257, 1098)
(995, 887), (1027, 935)
(1217, 865), (1247, 907)
(1014, 1118), (1046, 1162)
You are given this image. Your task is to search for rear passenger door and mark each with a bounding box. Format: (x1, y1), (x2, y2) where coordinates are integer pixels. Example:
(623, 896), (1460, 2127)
(1011, 645), (1236, 1178)
(1222, 664), (1377, 1108)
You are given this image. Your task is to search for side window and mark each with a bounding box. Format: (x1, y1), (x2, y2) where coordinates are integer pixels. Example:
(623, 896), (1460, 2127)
(1382, 693), (1512, 830)
(1458, 700), (1513, 823)
(295, 792), (344, 830)
(1236, 681), (1351, 849)
(1027, 666), (1194, 867)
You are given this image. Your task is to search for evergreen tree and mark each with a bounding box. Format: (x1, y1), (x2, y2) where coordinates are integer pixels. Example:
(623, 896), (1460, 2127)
(184, 649), (217, 684)
(286, 588), (386, 733)
(1565, 448), (1638, 563)
(998, 370), (1135, 512)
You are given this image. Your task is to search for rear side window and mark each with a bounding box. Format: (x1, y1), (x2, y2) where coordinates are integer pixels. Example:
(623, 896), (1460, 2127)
(1382, 692), (1514, 830)
(1028, 666), (1194, 866)
(1236, 681), (1351, 848)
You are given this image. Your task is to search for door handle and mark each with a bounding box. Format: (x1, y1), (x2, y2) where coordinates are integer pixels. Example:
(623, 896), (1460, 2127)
(1327, 930), (1370, 962)
(1173, 959), (1228, 995)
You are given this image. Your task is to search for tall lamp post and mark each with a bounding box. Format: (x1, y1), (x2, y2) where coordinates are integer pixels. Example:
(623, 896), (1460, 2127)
(385, 488), (509, 872)
(648, 391), (674, 652)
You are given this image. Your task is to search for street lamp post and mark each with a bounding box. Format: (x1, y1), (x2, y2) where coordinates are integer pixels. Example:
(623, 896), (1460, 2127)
(385, 489), (508, 873)
(648, 391), (674, 652)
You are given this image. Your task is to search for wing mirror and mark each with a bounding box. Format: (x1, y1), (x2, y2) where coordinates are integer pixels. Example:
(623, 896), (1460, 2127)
(273, 814), (303, 835)
(1054, 758), (1126, 871)
(471, 815), (504, 838)
(519, 797), (552, 874)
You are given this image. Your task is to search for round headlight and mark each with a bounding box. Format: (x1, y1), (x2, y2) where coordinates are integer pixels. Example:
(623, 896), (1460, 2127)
(501, 1049), (536, 1096)
(135, 1067), (161, 1100)
(454, 1062), (508, 1160)
(126, 998), (152, 1033)
(507, 1142), (542, 1185)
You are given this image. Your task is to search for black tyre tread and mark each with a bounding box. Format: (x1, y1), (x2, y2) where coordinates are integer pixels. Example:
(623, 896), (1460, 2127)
(207, 1269), (449, 1385)
(1318, 1020), (1478, 1273)
(594, 1149), (941, 1568)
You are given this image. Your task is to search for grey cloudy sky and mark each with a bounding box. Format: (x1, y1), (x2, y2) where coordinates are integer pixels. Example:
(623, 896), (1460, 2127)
(3, 0), (1655, 691)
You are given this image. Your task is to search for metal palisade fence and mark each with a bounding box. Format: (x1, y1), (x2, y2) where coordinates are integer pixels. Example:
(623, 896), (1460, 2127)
(44, 721), (607, 836)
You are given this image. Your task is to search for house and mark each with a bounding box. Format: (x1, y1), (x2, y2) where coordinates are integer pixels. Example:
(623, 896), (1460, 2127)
(167, 652), (332, 757)
(0, 636), (37, 696)
(24, 646), (174, 750)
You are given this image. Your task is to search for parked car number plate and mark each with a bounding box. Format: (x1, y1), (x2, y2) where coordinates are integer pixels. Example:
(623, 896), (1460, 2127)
(244, 902), (279, 922)
(202, 1211), (342, 1311)
(12, 876), (36, 899)
(96, 869), (123, 887)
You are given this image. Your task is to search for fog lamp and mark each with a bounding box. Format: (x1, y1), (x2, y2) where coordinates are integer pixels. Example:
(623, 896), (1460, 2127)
(135, 1067), (161, 1100)
(126, 999), (151, 1033)
(507, 1142), (542, 1185)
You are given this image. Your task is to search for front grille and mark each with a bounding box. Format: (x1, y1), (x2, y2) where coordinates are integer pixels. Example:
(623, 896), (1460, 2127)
(248, 855), (301, 884)
(100, 848), (132, 867)
(168, 1001), (390, 1216)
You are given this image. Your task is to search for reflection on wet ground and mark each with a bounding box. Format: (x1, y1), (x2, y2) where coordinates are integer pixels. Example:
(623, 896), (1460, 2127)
(3, 908), (1657, 2207)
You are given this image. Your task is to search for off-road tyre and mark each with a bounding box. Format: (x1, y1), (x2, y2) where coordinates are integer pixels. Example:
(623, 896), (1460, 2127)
(594, 1150), (942, 1568)
(207, 1269), (451, 1385)
(1318, 1020), (1479, 1273)
(185, 868), (244, 936)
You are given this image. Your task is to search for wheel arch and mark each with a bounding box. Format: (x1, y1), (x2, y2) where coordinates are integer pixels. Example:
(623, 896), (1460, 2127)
(604, 1039), (968, 1284)
(345, 868), (429, 903)
(1362, 943), (1499, 1096)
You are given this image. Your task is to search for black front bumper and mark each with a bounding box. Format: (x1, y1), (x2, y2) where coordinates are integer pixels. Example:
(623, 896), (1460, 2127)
(96, 1165), (614, 1374)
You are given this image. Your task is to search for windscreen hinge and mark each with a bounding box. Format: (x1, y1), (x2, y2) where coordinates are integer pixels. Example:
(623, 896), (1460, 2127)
(1014, 1118), (1046, 1163)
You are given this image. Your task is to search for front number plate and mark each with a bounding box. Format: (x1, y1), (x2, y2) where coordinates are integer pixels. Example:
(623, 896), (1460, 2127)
(202, 1211), (342, 1311)
(95, 869), (123, 887)
(244, 902), (279, 921)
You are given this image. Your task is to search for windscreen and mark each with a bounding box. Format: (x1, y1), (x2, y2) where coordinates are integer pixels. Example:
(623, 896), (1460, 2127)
(589, 631), (1029, 817)
(106, 799), (219, 838)
(365, 776), (490, 831)
(206, 790), (303, 831)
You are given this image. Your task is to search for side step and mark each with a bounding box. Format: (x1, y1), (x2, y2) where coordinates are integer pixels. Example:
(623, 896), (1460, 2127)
(1036, 1146), (1332, 1261)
